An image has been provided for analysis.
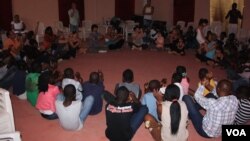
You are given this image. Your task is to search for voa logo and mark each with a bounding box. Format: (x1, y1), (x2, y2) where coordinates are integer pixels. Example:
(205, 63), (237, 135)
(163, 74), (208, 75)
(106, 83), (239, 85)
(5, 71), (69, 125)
(226, 129), (246, 136)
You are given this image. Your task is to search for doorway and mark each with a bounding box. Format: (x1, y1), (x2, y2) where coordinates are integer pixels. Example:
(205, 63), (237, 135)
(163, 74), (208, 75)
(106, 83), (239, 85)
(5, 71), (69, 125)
(173, 0), (195, 25)
(115, 0), (135, 20)
(210, 0), (244, 29)
(58, 0), (84, 26)
(0, 0), (13, 30)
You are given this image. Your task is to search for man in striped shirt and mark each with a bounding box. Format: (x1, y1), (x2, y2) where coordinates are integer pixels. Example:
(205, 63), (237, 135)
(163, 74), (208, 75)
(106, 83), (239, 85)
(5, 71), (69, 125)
(234, 86), (250, 125)
(183, 79), (239, 138)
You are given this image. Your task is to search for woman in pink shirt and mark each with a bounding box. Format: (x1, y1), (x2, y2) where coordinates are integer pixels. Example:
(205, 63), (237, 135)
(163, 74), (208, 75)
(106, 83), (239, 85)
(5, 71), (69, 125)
(176, 66), (190, 95)
(36, 72), (60, 120)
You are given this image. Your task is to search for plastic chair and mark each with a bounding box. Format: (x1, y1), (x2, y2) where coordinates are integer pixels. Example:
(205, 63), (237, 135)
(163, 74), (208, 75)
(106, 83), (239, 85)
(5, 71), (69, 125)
(0, 88), (22, 141)
(35, 22), (45, 44)
(176, 20), (186, 31)
(82, 20), (92, 41)
(125, 21), (138, 41)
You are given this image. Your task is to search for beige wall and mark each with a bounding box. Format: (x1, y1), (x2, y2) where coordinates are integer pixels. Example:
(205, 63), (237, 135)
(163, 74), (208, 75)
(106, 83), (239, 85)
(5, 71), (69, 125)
(11, 0), (250, 31)
(135, 0), (174, 25)
(243, 0), (250, 30)
(12, 0), (59, 30)
(194, 0), (210, 26)
(85, 0), (115, 23)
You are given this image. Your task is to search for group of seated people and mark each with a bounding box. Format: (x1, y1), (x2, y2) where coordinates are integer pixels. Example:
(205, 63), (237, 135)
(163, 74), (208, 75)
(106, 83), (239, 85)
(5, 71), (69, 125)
(0, 15), (250, 141)
(1, 47), (249, 140)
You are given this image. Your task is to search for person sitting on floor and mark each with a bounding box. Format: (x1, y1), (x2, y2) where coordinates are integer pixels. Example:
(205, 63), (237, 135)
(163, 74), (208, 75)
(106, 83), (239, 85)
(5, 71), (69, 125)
(68, 31), (81, 58)
(105, 86), (148, 141)
(82, 70), (105, 115)
(131, 26), (144, 51)
(144, 84), (189, 141)
(56, 84), (94, 131)
(11, 14), (26, 34)
(88, 24), (105, 53)
(198, 68), (217, 97)
(3, 30), (22, 59)
(155, 32), (164, 50)
(176, 65), (190, 95)
(234, 86), (250, 125)
(104, 26), (125, 50)
(182, 79), (238, 138)
(62, 68), (83, 101)
(169, 37), (185, 56)
(141, 80), (161, 121)
(41, 26), (57, 51)
(26, 62), (42, 106)
(36, 71), (60, 120)
(171, 73), (184, 100)
(12, 60), (27, 100)
(115, 69), (142, 99)
(159, 78), (167, 95)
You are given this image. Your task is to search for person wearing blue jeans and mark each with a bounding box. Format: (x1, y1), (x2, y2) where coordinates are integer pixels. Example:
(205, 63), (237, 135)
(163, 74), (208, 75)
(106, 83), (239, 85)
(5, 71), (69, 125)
(105, 86), (148, 141)
(183, 79), (239, 138)
(55, 84), (94, 131)
(182, 95), (210, 138)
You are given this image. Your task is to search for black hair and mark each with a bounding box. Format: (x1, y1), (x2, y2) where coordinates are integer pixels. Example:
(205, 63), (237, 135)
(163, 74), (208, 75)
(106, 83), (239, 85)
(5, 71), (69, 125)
(163, 84), (181, 135)
(171, 73), (182, 83)
(89, 72), (99, 84)
(236, 86), (250, 100)
(176, 66), (186, 78)
(115, 86), (129, 104)
(45, 26), (53, 35)
(26, 31), (35, 40)
(64, 68), (74, 79)
(30, 62), (42, 73)
(122, 69), (134, 83)
(38, 71), (52, 93)
(91, 24), (98, 32)
(16, 60), (27, 71)
(198, 68), (208, 80)
(198, 18), (208, 26)
(148, 80), (161, 92)
(6, 30), (11, 37)
(63, 84), (76, 101)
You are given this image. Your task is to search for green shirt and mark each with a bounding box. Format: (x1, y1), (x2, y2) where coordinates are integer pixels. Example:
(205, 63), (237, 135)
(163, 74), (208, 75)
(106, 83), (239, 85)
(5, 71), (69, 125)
(26, 73), (40, 106)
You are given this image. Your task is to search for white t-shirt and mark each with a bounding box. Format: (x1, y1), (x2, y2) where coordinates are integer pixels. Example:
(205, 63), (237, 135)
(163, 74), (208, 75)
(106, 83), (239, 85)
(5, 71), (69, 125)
(68, 9), (79, 26)
(196, 28), (206, 44)
(144, 6), (153, 20)
(62, 78), (83, 100)
(174, 83), (184, 101)
(55, 100), (83, 131)
(11, 21), (24, 31)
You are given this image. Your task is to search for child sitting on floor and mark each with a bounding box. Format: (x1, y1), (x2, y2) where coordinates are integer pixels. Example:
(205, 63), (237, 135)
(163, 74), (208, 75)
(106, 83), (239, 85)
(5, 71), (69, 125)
(131, 26), (144, 51)
(159, 78), (167, 94)
(155, 32), (165, 50)
(56, 84), (94, 131)
(198, 68), (217, 97)
(176, 66), (190, 95)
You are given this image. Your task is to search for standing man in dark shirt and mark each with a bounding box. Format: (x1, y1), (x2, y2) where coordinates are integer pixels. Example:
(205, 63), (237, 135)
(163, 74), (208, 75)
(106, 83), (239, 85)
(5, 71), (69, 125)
(225, 3), (243, 35)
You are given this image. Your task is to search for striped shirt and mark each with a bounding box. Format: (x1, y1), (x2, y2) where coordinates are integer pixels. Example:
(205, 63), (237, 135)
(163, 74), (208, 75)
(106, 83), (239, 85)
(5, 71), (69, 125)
(234, 99), (250, 125)
(194, 86), (238, 137)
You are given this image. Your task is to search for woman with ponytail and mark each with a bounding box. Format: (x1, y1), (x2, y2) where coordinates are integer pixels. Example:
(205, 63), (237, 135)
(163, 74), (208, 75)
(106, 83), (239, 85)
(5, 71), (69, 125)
(144, 84), (189, 141)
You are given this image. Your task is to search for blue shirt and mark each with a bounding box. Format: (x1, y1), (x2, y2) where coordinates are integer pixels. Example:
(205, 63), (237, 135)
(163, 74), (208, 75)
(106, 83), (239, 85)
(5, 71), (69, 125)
(141, 92), (159, 121)
(205, 41), (216, 59)
(82, 81), (104, 115)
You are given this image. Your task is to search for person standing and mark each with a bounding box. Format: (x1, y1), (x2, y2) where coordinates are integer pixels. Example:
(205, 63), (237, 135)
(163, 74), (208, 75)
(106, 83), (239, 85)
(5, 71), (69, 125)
(68, 2), (80, 32)
(143, 0), (154, 28)
(225, 3), (243, 35)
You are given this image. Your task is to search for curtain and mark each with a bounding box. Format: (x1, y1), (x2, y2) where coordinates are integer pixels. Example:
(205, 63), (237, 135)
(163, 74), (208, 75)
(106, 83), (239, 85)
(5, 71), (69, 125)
(0, 0), (13, 31)
(210, 0), (244, 29)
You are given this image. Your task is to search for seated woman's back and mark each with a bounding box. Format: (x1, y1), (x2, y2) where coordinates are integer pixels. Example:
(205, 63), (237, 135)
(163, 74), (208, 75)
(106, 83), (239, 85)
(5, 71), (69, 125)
(161, 101), (188, 141)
